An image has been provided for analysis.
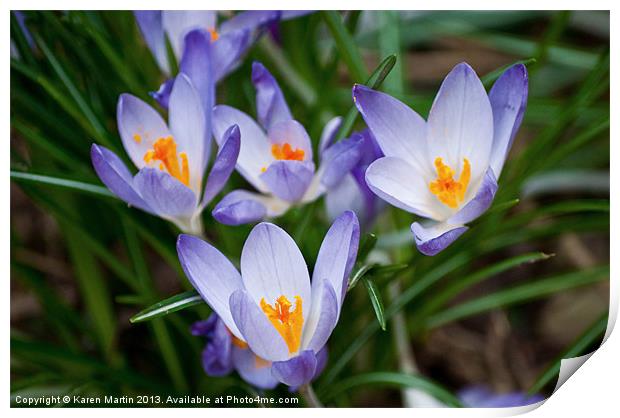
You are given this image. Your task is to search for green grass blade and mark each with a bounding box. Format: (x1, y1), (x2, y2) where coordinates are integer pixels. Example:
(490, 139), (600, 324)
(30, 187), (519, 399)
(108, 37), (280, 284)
(481, 58), (537, 87)
(10, 171), (114, 199)
(363, 278), (386, 331)
(322, 11), (368, 83)
(130, 290), (203, 323)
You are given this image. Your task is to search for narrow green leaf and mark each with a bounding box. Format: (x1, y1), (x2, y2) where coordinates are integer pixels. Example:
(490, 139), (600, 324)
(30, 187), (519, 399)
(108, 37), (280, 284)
(363, 278), (386, 331)
(358, 233), (378, 262)
(130, 290), (203, 323)
(426, 265), (609, 329)
(11, 171), (115, 199)
(377, 10), (404, 94)
(322, 11), (368, 83)
(323, 372), (462, 407)
(528, 313), (607, 394)
(348, 264), (375, 291)
(481, 57), (537, 87)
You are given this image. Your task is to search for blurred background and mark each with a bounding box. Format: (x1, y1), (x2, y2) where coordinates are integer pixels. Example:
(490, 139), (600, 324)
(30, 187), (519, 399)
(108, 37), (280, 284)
(10, 11), (609, 407)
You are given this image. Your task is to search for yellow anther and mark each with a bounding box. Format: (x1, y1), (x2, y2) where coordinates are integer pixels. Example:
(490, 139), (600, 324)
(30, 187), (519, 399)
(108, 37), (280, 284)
(142, 136), (190, 186)
(260, 295), (303, 354)
(429, 158), (471, 208)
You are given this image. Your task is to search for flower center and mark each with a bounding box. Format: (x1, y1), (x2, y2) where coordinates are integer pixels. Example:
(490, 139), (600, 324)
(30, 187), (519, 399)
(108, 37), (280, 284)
(271, 143), (305, 161)
(429, 157), (471, 208)
(143, 136), (190, 186)
(260, 295), (303, 354)
(208, 28), (219, 42)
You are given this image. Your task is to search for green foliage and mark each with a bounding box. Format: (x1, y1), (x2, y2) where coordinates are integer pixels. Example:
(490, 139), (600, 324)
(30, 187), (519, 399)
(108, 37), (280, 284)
(10, 10), (609, 407)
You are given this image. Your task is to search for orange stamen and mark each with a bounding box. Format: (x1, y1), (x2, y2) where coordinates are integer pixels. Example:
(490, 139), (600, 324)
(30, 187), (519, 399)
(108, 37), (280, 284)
(429, 158), (471, 208)
(143, 136), (190, 186)
(133, 133), (142, 143)
(208, 28), (219, 42)
(260, 295), (303, 354)
(271, 143), (305, 161)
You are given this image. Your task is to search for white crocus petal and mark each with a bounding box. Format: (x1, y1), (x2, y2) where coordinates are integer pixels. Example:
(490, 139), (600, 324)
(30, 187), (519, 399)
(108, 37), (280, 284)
(365, 157), (450, 221)
(212, 105), (273, 193)
(240, 223), (312, 324)
(168, 74), (205, 196)
(426, 63), (494, 189)
(162, 10), (217, 59)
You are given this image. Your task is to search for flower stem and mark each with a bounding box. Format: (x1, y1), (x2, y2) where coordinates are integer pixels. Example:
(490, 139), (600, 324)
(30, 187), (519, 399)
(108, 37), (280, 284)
(299, 383), (323, 408)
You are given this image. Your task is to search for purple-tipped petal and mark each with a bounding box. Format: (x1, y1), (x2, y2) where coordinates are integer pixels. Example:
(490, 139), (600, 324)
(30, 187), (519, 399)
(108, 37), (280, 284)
(319, 133), (364, 188)
(312, 211), (360, 306)
(325, 175), (365, 222)
(318, 116), (343, 156)
(488, 64), (529, 178)
(232, 347), (279, 389)
(162, 10), (217, 60)
(352, 84), (430, 176)
(260, 160), (314, 202)
(212, 29), (251, 81)
(192, 315), (234, 377)
(202, 125), (241, 206)
(134, 11), (169, 74)
(212, 105), (271, 193)
(448, 168), (498, 225)
(219, 10), (281, 34)
(252, 61), (292, 131)
(411, 222), (468, 256)
(271, 350), (317, 387)
(229, 289), (290, 362)
(459, 386), (544, 408)
(303, 280), (339, 353)
(240, 222), (311, 314)
(117, 93), (171, 169)
(281, 11), (314, 20)
(150, 78), (174, 109)
(366, 156), (446, 220)
(212, 190), (268, 225)
(267, 119), (313, 161)
(90, 144), (153, 214)
(177, 234), (244, 338)
(313, 346), (328, 380)
(133, 168), (196, 218)
(427, 62), (493, 186)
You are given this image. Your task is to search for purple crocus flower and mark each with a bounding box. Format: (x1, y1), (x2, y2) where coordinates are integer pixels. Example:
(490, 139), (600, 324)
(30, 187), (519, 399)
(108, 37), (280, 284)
(211, 62), (363, 225)
(134, 10), (280, 80)
(324, 129), (385, 227)
(177, 211), (360, 387)
(91, 73), (240, 234)
(459, 386), (544, 408)
(353, 62), (528, 255)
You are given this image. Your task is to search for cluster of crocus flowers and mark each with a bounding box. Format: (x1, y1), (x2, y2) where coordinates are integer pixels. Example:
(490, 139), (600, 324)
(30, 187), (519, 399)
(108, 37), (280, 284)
(211, 62), (363, 225)
(354, 62), (528, 255)
(91, 73), (240, 234)
(177, 211), (360, 387)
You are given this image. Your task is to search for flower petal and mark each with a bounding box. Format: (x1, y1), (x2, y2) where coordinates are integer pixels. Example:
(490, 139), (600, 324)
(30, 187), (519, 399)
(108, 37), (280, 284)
(201, 125), (241, 206)
(318, 116), (343, 156)
(219, 10), (280, 34)
(232, 347), (279, 389)
(212, 105), (271, 193)
(352, 84), (430, 176)
(411, 221), (468, 256)
(426, 62), (493, 186)
(301, 280), (338, 353)
(267, 119), (313, 161)
(325, 174), (364, 222)
(260, 160), (314, 202)
(488, 64), (528, 178)
(212, 29), (251, 81)
(319, 133), (364, 188)
(177, 234), (244, 339)
(150, 78), (174, 109)
(229, 289), (290, 361)
(312, 210), (360, 307)
(133, 168), (196, 218)
(240, 222), (311, 321)
(191, 315), (234, 377)
(168, 73), (206, 192)
(162, 10), (217, 60)
(134, 11), (169, 74)
(448, 168), (498, 225)
(252, 61), (292, 131)
(366, 156), (447, 220)
(212, 190), (268, 225)
(117, 93), (171, 169)
(271, 350), (317, 387)
(90, 144), (153, 214)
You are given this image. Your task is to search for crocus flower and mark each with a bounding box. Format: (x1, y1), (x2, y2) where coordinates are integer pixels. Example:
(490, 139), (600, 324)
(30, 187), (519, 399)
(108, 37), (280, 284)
(353, 62), (528, 255)
(211, 62), (363, 225)
(177, 211), (359, 387)
(134, 10), (280, 80)
(458, 386), (544, 408)
(324, 129), (384, 227)
(91, 73), (240, 234)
